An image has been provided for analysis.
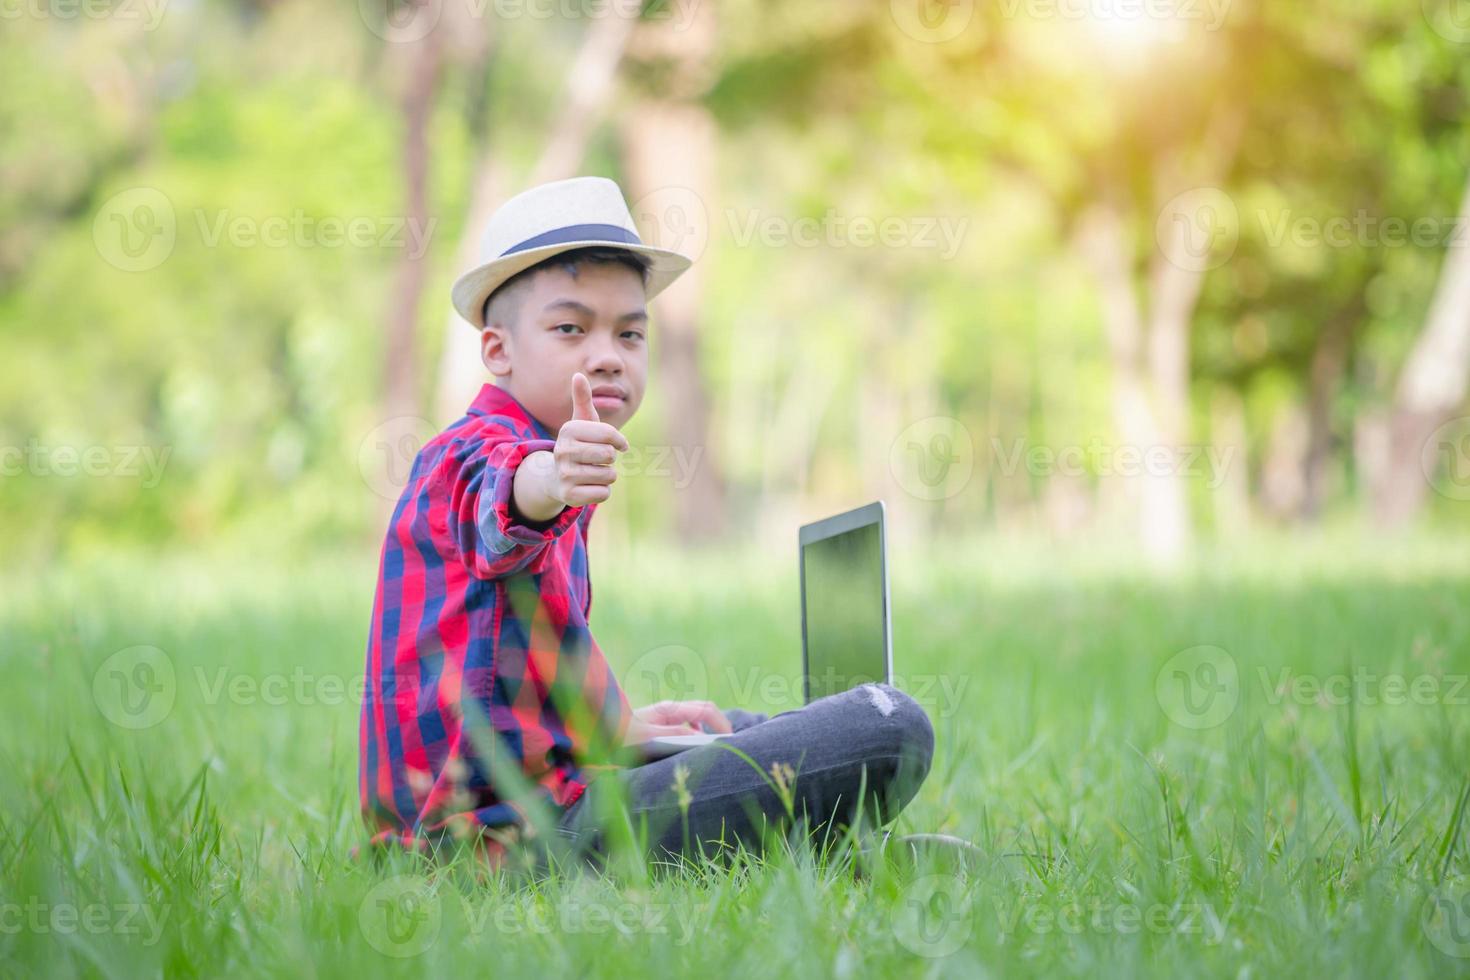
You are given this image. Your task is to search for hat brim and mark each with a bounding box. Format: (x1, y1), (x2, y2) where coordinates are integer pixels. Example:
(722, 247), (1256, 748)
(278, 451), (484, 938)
(450, 240), (694, 328)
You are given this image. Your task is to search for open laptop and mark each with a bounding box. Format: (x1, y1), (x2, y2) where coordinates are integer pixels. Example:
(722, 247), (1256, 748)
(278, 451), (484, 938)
(639, 501), (893, 760)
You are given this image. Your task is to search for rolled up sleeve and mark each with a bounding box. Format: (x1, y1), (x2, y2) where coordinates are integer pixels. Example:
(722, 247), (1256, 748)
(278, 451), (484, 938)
(432, 434), (585, 580)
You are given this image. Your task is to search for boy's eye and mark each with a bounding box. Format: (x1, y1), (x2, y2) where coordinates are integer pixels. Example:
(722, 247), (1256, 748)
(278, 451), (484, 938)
(622, 330), (645, 341)
(554, 323), (582, 335)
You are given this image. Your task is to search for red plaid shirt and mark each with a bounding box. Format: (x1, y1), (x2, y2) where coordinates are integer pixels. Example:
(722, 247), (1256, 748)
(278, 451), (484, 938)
(359, 383), (633, 857)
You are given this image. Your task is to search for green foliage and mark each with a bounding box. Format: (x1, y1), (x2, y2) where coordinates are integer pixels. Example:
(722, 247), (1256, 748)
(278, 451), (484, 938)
(4, 1), (1470, 556)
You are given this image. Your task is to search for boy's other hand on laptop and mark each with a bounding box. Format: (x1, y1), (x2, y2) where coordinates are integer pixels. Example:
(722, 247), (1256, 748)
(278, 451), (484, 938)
(624, 700), (734, 745)
(513, 372), (630, 520)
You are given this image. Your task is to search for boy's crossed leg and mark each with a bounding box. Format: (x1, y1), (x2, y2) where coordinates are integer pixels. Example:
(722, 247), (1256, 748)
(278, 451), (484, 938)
(553, 683), (935, 868)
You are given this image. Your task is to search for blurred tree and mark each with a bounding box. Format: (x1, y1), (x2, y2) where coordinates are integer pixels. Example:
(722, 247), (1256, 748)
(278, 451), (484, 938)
(619, 0), (729, 540)
(433, 10), (637, 424)
(1373, 173), (1470, 524)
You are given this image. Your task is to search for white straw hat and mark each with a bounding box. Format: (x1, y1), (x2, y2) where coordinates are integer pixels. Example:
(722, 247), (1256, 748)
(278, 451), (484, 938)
(449, 176), (694, 328)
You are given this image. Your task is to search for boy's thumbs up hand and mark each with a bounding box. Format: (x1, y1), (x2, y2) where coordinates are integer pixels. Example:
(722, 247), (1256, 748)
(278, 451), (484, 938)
(549, 372), (629, 507)
(570, 371), (600, 423)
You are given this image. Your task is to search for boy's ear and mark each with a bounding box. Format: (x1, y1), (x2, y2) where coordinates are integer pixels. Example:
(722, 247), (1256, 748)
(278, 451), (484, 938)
(480, 324), (512, 378)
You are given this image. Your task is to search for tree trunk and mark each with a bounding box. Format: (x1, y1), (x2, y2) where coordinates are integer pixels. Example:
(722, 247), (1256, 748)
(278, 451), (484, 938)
(618, 2), (727, 541)
(1373, 171), (1470, 525)
(1077, 201), (1191, 562)
(383, 11), (443, 421)
(1300, 303), (1359, 520)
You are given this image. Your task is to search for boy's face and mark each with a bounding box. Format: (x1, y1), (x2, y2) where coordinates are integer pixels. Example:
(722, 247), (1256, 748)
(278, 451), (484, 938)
(480, 261), (649, 432)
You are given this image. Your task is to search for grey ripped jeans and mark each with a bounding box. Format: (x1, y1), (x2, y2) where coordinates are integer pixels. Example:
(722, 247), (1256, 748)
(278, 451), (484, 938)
(554, 683), (935, 865)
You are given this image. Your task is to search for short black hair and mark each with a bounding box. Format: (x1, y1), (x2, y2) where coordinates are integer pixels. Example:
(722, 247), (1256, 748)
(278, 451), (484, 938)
(481, 246), (652, 328)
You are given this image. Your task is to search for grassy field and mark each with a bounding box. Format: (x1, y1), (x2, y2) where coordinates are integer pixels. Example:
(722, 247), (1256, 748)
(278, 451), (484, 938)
(3, 534), (1470, 977)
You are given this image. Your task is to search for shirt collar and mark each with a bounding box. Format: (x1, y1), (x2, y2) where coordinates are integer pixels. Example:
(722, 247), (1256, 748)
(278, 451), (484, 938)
(468, 383), (555, 441)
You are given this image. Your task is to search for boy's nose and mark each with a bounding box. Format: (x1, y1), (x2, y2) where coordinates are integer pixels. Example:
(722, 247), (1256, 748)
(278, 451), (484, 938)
(584, 338), (624, 376)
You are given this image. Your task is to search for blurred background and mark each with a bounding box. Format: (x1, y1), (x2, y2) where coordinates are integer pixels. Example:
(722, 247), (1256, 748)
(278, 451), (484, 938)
(6, 0), (1470, 568)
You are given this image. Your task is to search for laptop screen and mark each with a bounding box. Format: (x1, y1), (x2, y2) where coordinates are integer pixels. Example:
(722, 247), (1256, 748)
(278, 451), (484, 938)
(800, 506), (890, 703)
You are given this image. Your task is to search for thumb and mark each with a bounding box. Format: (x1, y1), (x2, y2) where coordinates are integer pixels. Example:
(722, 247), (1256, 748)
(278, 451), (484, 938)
(570, 371), (599, 423)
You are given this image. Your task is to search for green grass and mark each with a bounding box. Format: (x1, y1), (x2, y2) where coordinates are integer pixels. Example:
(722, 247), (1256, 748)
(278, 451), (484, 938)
(3, 534), (1470, 977)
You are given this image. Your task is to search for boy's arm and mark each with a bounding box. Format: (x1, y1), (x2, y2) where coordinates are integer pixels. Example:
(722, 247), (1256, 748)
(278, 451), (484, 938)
(508, 450), (565, 525)
(432, 435), (585, 581)
(435, 374), (628, 580)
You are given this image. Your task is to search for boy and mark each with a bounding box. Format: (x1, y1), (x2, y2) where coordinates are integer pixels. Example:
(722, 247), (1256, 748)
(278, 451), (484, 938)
(359, 176), (933, 867)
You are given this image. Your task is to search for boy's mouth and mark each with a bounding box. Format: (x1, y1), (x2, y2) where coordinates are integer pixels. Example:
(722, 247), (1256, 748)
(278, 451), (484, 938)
(591, 385), (627, 411)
